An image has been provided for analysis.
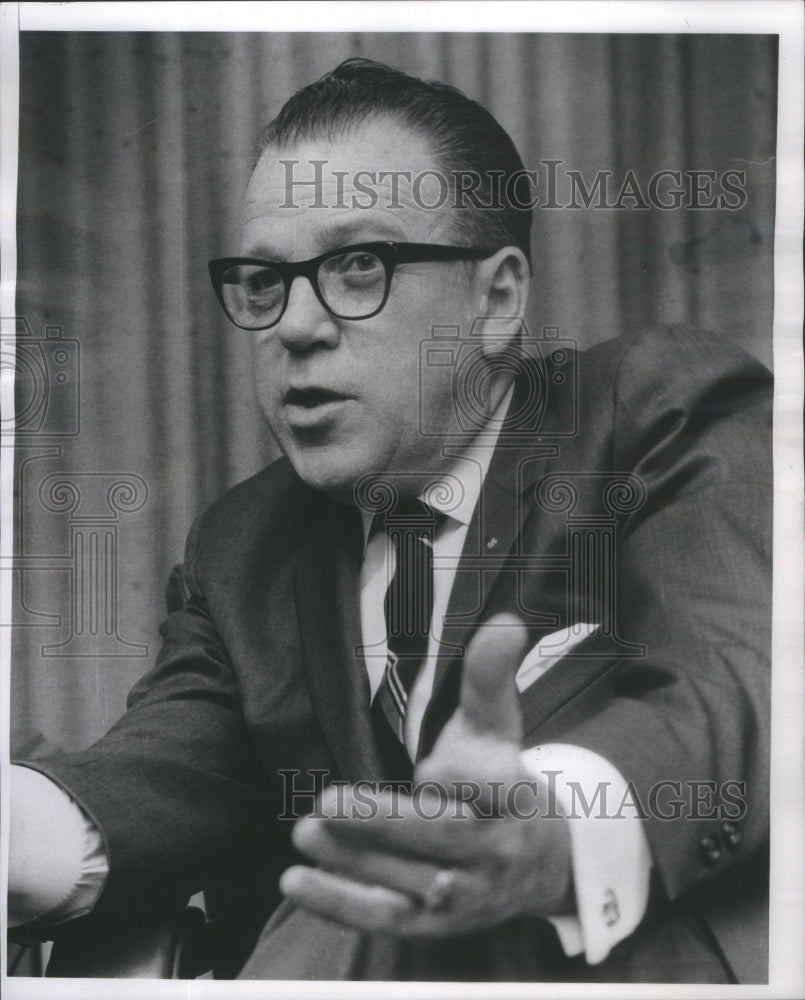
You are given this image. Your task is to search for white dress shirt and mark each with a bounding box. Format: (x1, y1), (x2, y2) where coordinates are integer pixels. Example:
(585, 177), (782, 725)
(10, 384), (651, 962)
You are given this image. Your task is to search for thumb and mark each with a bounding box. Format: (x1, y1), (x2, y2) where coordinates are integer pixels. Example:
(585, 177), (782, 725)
(458, 613), (529, 741)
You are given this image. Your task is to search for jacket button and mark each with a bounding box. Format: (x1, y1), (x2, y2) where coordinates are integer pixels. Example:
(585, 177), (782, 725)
(699, 836), (722, 866)
(721, 820), (742, 849)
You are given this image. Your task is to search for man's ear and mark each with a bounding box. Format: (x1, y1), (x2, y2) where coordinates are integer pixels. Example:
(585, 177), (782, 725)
(473, 247), (531, 357)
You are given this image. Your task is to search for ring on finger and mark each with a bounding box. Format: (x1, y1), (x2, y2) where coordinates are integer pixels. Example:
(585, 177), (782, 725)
(421, 868), (457, 912)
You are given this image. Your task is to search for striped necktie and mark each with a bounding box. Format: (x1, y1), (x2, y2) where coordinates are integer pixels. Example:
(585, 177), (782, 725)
(372, 498), (440, 760)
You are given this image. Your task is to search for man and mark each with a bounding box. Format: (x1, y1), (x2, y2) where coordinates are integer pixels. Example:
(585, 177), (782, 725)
(9, 58), (771, 982)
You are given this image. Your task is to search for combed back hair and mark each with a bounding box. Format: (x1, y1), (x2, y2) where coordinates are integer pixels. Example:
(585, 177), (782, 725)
(257, 58), (533, 267)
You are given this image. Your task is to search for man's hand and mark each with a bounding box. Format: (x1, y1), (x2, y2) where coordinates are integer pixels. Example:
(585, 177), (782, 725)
(280, 614), (573, 938)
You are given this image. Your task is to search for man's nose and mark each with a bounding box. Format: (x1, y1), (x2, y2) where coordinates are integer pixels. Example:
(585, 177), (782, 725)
(275, 275), (340, 352)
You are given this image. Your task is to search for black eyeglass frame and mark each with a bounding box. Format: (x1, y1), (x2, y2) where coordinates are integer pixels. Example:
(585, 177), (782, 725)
(208, 241), (496, 331)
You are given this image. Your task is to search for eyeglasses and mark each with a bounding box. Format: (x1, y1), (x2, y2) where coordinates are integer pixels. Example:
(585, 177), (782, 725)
(208, 241), (495, 331)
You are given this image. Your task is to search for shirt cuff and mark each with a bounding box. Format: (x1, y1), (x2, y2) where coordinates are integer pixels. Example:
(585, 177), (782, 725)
(519, 743), (652, 964)
(9, 764), (109, 927)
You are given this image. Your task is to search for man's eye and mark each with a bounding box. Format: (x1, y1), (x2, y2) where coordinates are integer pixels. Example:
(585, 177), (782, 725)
(350, 253), (381, 272)
(327, 252), (383, 278)
(246, 269), (281, 292)
(244, 270), (283, 306)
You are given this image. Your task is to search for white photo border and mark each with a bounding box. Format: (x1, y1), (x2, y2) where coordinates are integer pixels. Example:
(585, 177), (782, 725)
(1, 3), (802, 999)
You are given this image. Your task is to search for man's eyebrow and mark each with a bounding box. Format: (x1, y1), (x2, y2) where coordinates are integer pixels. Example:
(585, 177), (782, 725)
(241, 241), (287, 262)
(317, 218), (407, 248)
(243, 218), (410, 262)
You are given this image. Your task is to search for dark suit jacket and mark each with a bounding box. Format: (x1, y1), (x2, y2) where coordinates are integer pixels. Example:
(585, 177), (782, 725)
(25, 325), (772, 983)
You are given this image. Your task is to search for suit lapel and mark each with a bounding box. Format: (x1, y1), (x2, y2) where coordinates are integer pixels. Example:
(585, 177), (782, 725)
(419, 348), (600, 756)
(294, 498), (384, 784)
(435, 355), (567, 682)
(436, 446), (538, 666)
(419, 431), (558, 757)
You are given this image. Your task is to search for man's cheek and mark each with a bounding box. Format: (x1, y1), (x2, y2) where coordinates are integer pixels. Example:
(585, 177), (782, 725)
(256, 396), (280, 436)
(254, 380), (284, 425)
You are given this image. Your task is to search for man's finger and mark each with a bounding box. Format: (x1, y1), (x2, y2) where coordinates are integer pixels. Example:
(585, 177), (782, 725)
(293, 814), (448, 903)
(299, 786), (504, 862)
(280, 865), (418, 934)
(458, 613), (529, 739)
(280, 863), (487, 940)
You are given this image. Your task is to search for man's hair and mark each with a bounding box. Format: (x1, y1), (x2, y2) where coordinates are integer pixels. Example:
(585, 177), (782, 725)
(258, 58), (533, 267)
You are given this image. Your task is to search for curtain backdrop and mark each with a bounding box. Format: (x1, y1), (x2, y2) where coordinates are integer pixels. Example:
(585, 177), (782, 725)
(10, 31), (777, 752)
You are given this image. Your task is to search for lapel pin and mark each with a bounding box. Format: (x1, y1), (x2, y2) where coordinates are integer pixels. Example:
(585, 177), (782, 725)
(485, 536), (498, 550)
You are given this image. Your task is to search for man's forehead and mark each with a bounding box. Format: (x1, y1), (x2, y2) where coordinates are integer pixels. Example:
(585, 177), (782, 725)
(242, 120), (456, 254)
(250, 118), (442, 186)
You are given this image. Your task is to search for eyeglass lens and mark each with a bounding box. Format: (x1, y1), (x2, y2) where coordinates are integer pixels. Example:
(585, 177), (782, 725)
(220, 249), (388, 329)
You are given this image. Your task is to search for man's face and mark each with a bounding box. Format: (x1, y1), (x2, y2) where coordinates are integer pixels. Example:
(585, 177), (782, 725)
(242, 118), (484, 500)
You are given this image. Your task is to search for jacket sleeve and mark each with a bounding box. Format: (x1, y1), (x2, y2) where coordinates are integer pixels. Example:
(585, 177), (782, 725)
(14, 514), (270, 927)
(533, 327), (772, 905)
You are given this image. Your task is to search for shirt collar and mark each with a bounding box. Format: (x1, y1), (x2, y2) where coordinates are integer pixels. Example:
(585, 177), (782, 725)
(358, 382), (515, 543)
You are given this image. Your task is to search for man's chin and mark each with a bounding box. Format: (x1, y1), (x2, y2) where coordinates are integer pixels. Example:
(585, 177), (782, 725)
(285, 450), (371, 504)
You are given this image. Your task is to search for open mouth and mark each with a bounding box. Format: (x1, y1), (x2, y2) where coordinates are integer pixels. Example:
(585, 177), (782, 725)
(282, 387), (354, 431)
(284, 387), (348, 408)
